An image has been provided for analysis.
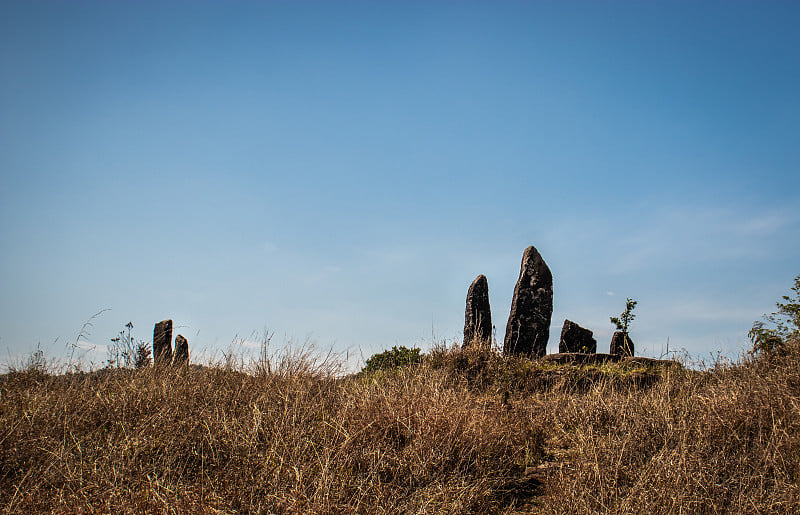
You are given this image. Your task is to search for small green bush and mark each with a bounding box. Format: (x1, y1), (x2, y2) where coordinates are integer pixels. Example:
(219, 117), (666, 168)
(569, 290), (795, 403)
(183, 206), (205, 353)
(610, 297), (637, 335)
(107, 322), (151, 369)
(750, 274), (800, 354)
(360, 345), (422, 375)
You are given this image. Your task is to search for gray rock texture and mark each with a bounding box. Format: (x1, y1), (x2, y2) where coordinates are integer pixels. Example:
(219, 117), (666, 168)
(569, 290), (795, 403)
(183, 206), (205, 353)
(540, 352), (619, 365)
(173, 334), (189, 366)
(503, 246), (553, 358)
(540, 352), (680, 370)
(463, 275), (492, 348)
(153, 319), (173, 366)
(559, 320), (597, 354)
(610, 331), (635, 357)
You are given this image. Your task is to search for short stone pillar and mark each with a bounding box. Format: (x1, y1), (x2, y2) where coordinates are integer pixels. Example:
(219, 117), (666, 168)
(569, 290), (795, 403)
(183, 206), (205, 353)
(463, 275), (492, 348)
(173, 334), (189, 366)
(559, 320), (597, 353)
(153, 320), (173, 366)
(610, 331), (634, 357)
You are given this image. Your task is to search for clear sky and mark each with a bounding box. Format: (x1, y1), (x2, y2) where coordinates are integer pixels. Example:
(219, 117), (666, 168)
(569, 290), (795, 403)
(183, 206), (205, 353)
(2, 1), (799, 370)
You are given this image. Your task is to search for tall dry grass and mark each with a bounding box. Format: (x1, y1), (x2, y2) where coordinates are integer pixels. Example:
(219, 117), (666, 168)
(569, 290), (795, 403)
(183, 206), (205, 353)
(1, 347), (540, 513)
(533, 339), (800, 514)
(1, 339), (799, 513)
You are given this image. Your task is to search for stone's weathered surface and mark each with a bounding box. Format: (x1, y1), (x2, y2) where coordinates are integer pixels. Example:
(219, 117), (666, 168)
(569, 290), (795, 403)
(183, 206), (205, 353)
(463, 275), (492, 348)
(153, 320), (173, 366)
(559, 320), (597, 354)
(173, 334), (189, 366)
(504, 246), (554, 358)
(610, 331), (635, 357)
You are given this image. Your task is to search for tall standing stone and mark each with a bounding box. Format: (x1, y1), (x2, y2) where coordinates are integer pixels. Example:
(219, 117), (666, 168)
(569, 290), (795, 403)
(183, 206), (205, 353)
(173, 334), (189, 366)
(504, 246), (553, 358)
(610, 331), (634, 357)
(153, 319), (173, 366)
(463, 274), (492, 348)
(559, 320), (597, 354)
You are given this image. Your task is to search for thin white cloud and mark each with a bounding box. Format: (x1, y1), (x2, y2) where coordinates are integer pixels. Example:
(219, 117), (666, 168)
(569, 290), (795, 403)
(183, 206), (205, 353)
(598, 204), (800, 274)
(647, 297), (764, 324)
(734, 206), (800, 236)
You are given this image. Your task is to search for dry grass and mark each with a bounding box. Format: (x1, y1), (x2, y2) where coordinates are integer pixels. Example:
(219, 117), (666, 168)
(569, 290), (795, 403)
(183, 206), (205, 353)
(2, 339), (799, 513)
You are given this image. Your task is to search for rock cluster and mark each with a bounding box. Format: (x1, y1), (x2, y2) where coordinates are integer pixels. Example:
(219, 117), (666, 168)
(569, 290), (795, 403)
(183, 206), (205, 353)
(152, 319), (190, 367)
(463, 245), (636, 359)
(463, 275), (492, 348)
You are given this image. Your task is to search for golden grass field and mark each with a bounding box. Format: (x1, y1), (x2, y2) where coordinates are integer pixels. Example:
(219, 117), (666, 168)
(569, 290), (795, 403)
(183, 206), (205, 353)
(2, 337), (799, 514)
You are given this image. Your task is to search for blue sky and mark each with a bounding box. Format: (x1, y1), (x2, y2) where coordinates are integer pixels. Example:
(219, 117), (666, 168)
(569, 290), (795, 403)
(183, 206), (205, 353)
(1, 1), (799, 370)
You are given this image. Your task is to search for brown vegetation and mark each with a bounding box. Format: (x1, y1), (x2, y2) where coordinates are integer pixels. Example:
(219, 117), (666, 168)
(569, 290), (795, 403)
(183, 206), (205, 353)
(2, 339), (799, 513)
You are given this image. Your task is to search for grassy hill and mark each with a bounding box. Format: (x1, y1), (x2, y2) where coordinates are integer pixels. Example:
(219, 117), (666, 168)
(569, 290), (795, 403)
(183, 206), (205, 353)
(2, 339), (799, 513)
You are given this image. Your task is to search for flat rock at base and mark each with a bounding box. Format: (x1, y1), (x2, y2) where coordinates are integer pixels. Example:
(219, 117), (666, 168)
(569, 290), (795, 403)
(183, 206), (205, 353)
(559, 320), (597, 354)
(153, 319), (173, 366)
(610, 331), (635, 357)
(173, 334), (189, 366)
(622, 356), (682, 369)
(540, 353), (620, 365)
(464, 275), (492, 348)
(504, 246), (553, 358)
(539, 353), (681, 369)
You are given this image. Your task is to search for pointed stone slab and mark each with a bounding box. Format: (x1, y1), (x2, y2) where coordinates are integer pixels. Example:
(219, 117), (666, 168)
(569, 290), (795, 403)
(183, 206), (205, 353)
(463, 274), (492, 348)
(153, 319), (173, 366)
(504, 246), (553, 358)
(559, 319), (597, 354)
(173, 334), (189, 366)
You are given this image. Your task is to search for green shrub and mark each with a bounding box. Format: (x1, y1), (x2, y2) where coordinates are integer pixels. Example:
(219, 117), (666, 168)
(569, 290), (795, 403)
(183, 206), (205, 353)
(107, 322), (151, 369)
(610, 297), (638, 335)
(750, 274), (800, 354)
(360, 345), (422, 375)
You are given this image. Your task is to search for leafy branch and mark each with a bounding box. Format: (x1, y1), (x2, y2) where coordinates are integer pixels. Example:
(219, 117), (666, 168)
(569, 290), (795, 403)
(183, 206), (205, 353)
(610, 298), (638, 335)
(749, 274), (800, 354)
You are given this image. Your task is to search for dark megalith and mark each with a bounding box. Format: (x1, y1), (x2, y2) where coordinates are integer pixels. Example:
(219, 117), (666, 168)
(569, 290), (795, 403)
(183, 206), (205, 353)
(463, 274), (492, 348)
(504, 246), (553, 358)
(610, 331), (635, 357)
(173, 334), (189, 366)
(559, 320), (597, 354)
(153, 319), (173, 366)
